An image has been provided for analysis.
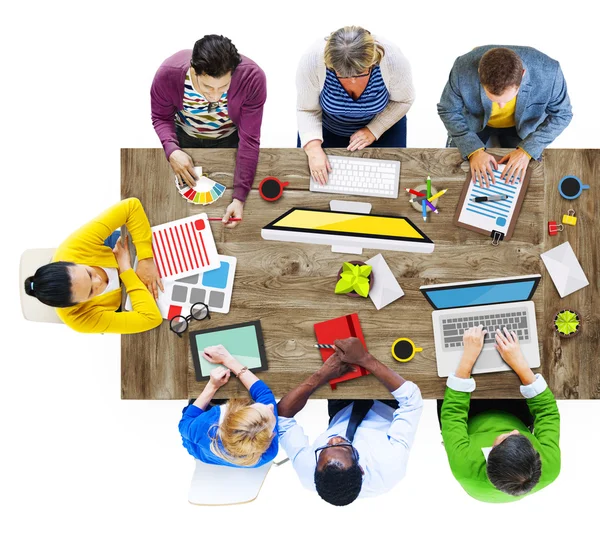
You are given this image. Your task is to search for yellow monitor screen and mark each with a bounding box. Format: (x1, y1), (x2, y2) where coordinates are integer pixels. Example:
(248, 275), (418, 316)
(267, 209), (427, 241)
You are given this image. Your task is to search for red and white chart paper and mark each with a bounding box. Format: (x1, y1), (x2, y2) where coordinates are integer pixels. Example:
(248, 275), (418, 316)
(151, 214), (219, 280)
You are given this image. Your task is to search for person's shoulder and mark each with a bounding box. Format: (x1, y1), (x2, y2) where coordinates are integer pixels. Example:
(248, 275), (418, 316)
(298, 37), (327, 64)
(235, 55), (266, 82)
(156, 49), (192, 74)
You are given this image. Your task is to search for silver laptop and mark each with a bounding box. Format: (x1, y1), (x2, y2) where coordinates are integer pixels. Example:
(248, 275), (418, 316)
(420, 275), (541, 377)
(310, 155), (400, 199)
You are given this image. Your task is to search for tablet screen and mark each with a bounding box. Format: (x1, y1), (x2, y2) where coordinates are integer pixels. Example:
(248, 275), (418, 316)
(266, 209), (428, 241)
(190, 321), (267, 381)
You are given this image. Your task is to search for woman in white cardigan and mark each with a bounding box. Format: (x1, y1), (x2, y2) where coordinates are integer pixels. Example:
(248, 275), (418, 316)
(297, 26), (415, 185)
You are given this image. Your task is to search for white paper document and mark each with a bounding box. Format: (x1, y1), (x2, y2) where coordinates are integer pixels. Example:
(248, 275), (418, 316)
(541, 241), (589, 298)
(365, 253), (404, 310)
(458, 165), (523, 234)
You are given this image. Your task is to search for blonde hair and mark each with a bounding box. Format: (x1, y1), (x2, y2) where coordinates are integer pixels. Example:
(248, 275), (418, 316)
(210, 399), (276, 467)
(324, 26), (385, 78)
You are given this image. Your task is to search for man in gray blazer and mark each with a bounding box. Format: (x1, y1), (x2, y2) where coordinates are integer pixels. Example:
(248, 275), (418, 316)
(438, 46), (572, 187)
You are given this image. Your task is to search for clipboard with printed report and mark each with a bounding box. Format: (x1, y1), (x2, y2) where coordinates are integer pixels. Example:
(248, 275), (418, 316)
(453, 155), (532, 244)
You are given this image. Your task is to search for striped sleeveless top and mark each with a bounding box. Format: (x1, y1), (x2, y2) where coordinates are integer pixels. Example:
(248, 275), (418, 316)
(320, 65), (389, 136)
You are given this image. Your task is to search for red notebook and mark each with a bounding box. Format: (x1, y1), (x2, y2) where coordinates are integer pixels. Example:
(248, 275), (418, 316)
(314, 313), (369, 390)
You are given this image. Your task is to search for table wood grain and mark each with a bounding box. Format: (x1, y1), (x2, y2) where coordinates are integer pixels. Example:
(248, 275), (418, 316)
(121, 148), (598, 399)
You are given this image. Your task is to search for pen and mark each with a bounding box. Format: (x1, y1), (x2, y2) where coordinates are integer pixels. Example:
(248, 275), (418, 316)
(314, 344), (335, 349)
(471, 195), (508, 203)
(422, 200), (427, 222)
(208, 217), (242, 222)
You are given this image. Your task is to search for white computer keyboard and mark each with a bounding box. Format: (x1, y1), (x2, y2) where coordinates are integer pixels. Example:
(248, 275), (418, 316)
(310, 155), (401, 199)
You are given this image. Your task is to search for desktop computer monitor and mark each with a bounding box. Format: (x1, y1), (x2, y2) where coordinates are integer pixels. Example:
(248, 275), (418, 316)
(261, 208), (435, 254)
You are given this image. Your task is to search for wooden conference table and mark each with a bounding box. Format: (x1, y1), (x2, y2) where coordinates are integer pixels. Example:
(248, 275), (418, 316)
(121, 148), (598, 400)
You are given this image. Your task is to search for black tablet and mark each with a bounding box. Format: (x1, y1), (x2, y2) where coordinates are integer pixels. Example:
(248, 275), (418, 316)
(189, 320), (268, 381)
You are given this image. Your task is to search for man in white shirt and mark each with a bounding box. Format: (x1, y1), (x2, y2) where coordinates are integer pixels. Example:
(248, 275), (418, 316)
(277, 337), (423, 506)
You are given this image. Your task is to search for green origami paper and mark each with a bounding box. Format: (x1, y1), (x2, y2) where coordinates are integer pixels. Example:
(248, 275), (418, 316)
(335, 263), (373, 297)
(555, 310), (579, 335)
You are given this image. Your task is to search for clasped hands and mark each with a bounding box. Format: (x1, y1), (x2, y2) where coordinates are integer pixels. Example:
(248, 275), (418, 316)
(112, 233), (164, 299)
(320, 337), (371, 379)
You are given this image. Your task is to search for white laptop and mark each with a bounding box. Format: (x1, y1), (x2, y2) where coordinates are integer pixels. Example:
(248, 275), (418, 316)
(310, 155), (400, 199)
(420, 275), (541, 377)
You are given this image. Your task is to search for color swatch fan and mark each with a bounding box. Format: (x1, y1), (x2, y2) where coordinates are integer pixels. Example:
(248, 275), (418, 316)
(151, 213), (220, 280)
(175, 167), (226, 205)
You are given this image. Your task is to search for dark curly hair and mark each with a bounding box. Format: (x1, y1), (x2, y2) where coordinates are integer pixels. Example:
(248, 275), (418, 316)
(314, 460), (363, 506)
(191, 35), (242, 78)
(487, 433), (542, 496)
(479, 48), (523, 95)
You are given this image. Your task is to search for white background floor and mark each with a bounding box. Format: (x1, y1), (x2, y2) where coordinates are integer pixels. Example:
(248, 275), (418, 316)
(1, 1), (598, 541)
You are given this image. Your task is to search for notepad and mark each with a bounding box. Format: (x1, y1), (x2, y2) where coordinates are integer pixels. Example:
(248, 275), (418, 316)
(459, 165), (522, 233)
(454, 158), (532, 242)
(314, 313), (369, 390)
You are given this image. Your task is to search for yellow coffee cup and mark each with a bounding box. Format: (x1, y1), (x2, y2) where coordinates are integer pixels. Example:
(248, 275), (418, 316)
(391, 338), (423, 362)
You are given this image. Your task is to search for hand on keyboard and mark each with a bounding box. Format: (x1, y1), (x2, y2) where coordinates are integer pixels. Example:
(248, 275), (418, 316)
(305, 142), (331, 185)
(347, 127), (376, 152)
(462, 325), (488, 363)
(495, 327), (528, 374)
(455, 325), (487, 378)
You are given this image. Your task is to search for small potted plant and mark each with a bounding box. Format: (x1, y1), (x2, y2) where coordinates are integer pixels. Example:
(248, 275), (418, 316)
(553, 309), (581, 338)
(335, 261), (374, 298)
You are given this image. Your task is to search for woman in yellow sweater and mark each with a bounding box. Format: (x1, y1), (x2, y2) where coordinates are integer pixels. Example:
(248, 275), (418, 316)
(24, 198), (163, 334)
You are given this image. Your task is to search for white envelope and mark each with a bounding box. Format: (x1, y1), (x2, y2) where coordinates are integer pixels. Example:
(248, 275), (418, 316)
(540, 241), (589, 298)
(364, 254), (404, 310)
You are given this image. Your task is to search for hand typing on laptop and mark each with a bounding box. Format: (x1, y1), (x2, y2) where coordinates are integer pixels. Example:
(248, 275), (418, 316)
(455, 325), (487, 378)
(495, 328), (536, 385)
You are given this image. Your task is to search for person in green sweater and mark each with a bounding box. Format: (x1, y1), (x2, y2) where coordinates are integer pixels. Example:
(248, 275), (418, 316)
(438, 325), (560, 503)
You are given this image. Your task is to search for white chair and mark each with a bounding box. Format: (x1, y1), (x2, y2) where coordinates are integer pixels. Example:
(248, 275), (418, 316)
(19, 248), (63, 324)
(188, 455), (289, 506)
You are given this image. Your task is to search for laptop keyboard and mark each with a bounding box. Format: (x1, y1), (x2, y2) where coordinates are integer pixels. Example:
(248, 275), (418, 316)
(442, 310), (529, 349)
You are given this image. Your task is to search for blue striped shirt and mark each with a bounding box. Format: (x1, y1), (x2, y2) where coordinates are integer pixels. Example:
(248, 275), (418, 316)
(320, 65), (389, 136)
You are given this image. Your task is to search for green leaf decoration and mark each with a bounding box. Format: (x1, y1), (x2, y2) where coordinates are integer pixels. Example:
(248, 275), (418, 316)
(354, 277), (371, 297)
(358, 265), (372, 278)
(555, 310), (580, 335)
(335, 262), (372, 296)
(342, 262), (355, 275)
(335, 276), (355, 294)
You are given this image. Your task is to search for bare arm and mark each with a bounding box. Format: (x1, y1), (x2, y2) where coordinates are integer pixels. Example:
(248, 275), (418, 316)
(277, 353), (349, 418)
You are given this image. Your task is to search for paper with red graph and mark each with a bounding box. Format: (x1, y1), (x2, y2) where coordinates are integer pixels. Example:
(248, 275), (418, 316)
(151, 214), (219, 280)
(314, 313), (369, 390)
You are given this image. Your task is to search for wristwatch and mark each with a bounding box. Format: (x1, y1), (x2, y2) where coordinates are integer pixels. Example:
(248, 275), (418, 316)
(235, 366), (248, 378)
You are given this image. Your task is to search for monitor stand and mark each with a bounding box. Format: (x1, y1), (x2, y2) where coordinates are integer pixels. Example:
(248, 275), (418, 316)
(329, 200), (372, 255)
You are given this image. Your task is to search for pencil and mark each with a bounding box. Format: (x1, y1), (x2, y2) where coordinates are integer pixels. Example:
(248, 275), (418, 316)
(406, 187), (426, 197)
(207, 218), (242, 222)
(426, 176), (432, 198)
(422, 200), (427, 222)
(314, 344), (335, 349)
(427, 189), (448, 202)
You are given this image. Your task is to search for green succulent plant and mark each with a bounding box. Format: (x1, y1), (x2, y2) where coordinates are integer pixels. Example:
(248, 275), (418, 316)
(554, 310), (580, 336)
(335, 262), (373, 297)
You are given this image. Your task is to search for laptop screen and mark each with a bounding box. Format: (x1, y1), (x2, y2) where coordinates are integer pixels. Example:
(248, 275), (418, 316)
(421, 277), (539, 310)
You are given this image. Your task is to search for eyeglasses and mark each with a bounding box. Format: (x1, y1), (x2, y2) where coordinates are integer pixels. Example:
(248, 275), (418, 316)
(314, 439), (359, 463)
(332, 67), (372, 80)
(207, 101), (220, 113)
(169, 302), (211, 337)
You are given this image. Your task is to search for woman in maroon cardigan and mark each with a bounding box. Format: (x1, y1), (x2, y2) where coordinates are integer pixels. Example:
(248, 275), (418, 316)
(151, 35), (267, 228)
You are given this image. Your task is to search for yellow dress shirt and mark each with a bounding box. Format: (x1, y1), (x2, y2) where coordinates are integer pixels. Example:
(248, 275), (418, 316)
(53, 198), (162, 334)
